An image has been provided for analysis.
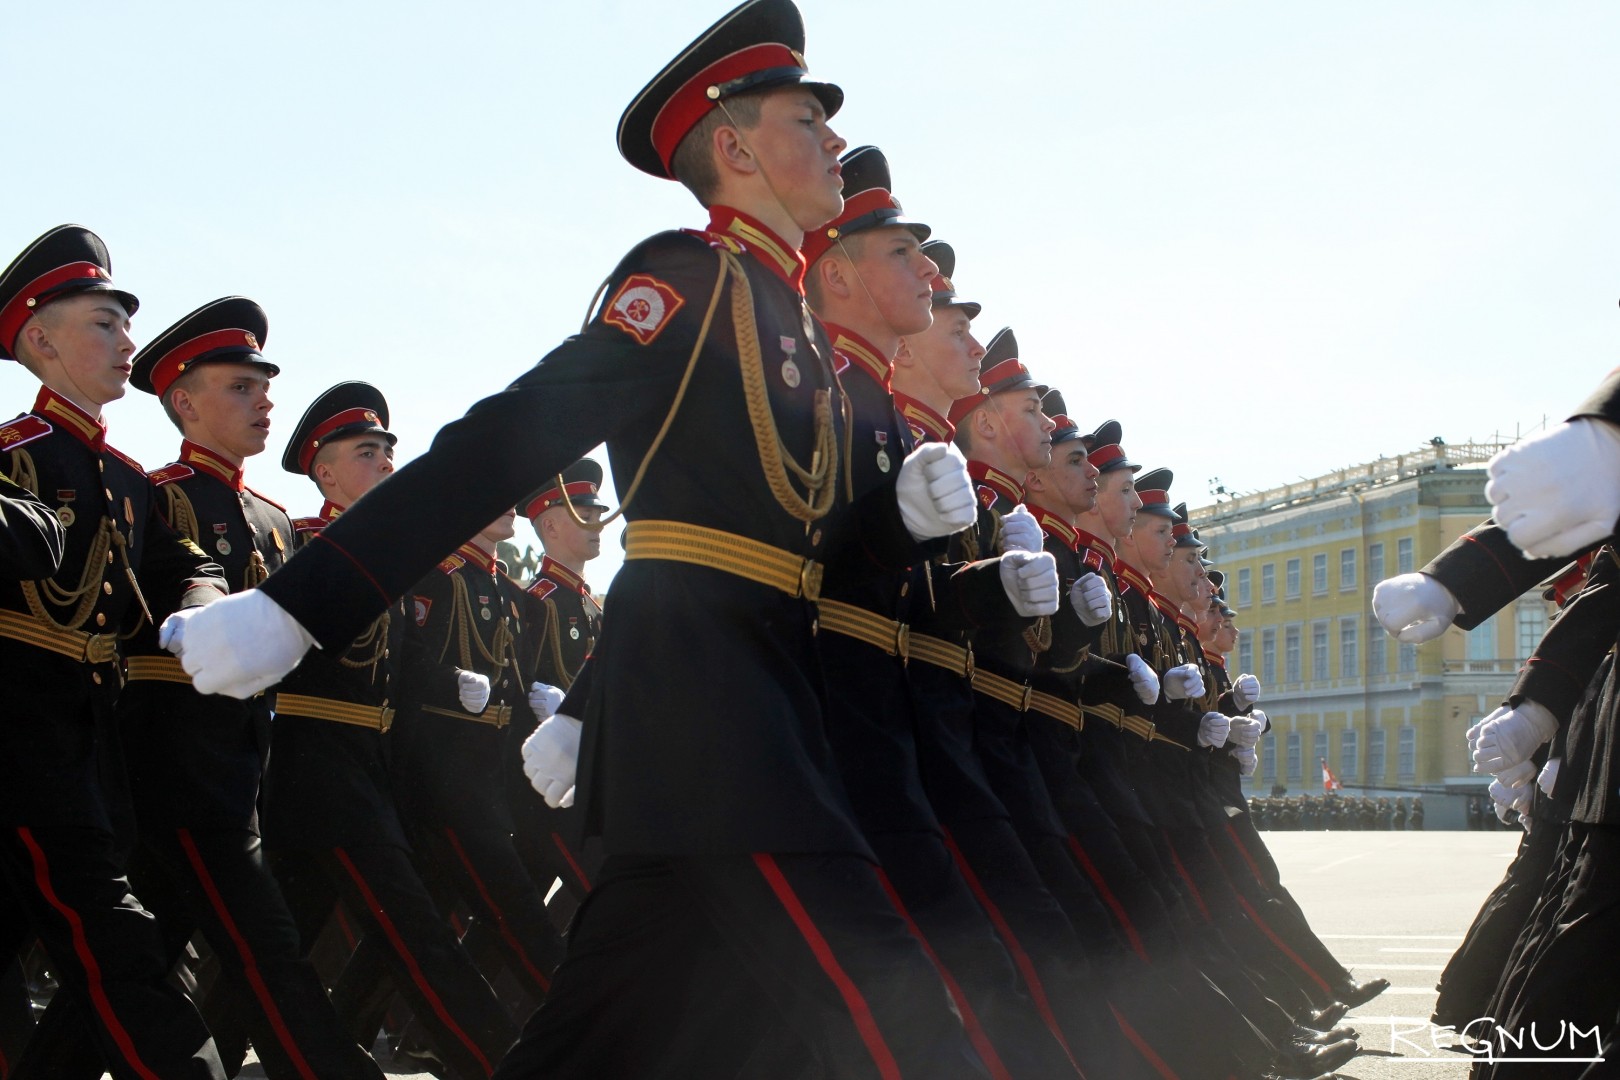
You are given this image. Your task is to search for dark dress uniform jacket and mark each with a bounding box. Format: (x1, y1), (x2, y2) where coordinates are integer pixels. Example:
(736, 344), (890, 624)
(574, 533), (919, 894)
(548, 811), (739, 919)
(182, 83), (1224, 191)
(0, 389), (224, 828)
(120, 441), (291, 831)
(260, 207), (925, 859)
(1115, 562), (1200, 830)
(0, 472), (65, 578)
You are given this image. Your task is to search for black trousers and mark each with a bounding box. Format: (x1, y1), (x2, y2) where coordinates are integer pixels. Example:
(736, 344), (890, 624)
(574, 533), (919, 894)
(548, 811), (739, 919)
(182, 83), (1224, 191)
(270, 844), (517, 1079)
(0, 826), (223, 1080)
(490, 852), (988, 1080)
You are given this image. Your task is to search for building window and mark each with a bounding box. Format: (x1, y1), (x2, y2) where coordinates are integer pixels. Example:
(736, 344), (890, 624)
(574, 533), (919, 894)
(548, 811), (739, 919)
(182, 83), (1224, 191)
(1341, 729), (1359, 778)
(1261, 564), (1275, 603)
(1398, 725), (1416, 779)
(1367, 633), (1386, 676)
(1340, 618), (1359, 678)
(1237, 567), (1251, 607)
(1467, 615), (1497, 662)
(1399, 641), (1417, 673)
(1368, 542), (1385, 584)
(1261, 628), (1277, 686)
(1314, 731), (1329, 778)
(1285, 558), (1301, 599)
(1285, 626), (1302, 683)
(1286, 732), (1302, 781)
(1263, 734), (1277, 781)
(1312, 621), (1329, 681)
(1340, 548), (1357, 590)
(1517, 603), (1547, 663)
(1397, 537), (1414, 575)
(1237, 631), (1253, 676)
(1312, 553), (1328, 595)
(1367, 727), (1386, 781)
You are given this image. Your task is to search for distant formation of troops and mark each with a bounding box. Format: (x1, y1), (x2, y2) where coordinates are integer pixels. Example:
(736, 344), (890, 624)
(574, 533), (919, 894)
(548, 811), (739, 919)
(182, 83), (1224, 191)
(0, 0), (1614, 1077)
(1249, 796), (1425, 832)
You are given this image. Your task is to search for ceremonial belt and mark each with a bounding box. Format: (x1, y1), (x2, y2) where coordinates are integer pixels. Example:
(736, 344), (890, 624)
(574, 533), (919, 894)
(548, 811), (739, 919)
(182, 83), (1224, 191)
(624, 520), (822, 601)
(1122, 714), (1156, 742)
(817, 599), (909, 660)
(125, 655), (192, 684)
(0, 609), (117, 664)
(1027, 689), (1083, 730)
(908, 633), (974, 677)
(973, 667), (1033, 712)
(275, 693), (394, 733)
(422, 703), (514, 729)
(1081, 702), (1125, 730)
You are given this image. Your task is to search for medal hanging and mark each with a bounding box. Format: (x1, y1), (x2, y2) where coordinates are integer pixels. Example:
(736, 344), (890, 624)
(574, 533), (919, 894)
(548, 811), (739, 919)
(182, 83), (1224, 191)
(874, 430), (891, 474)
(213, 523), (232, 556)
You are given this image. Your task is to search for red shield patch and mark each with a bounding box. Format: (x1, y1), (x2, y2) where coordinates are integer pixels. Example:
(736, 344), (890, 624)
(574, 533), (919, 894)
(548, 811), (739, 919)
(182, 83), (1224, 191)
(604, 274), (685, 345)
(412, 596), (432, 627)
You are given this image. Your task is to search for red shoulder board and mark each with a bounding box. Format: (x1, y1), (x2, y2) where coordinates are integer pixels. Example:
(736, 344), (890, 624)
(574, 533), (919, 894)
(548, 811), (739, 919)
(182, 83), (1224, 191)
(529, 578), (558, 601)
(104, 444), (145, 475)
(246, 486), (286, 513)
(0, 415), (51, 452)
(148, 462), (195, 486)
(292, 516), (326, 535)
(680, 228), (745, 254)
(604, 274), (686, 346)
(1082, 548), (1106, 573)
(437, 553), (466, 575)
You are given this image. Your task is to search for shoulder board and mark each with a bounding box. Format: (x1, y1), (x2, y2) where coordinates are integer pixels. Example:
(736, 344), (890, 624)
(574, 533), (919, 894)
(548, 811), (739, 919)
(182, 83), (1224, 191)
(244, 486), (287, 513)
(437, 553), (466, 575)
(292, 516), (326, 535)
(0, 415), (52, 452)
(104, 444), (145, 475)
(148, 462), (195, 487)
(679, 228), (745, 255)
(529, 578), (559, 601)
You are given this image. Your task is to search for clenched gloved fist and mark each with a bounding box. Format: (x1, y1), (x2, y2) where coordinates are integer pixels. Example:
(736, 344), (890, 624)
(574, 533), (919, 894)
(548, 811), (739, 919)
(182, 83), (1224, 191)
(1495, 759), (1538, 789)
(1472, 701), (1558, 775)
(1162, 663), (1205, 701)
(457, 670), (491, 714)
(164, 590), (317, 699)
(1538, 758), (1561, 799)
(999, 505), (1043, 554)
(897, 442), (977, 542)
(1235, 746), (1259, 777)
(528, 681), (565, 720)
(999, 550), (1060, 616)
(1227, 714), (1264, 749)
(1487, 419), (1620, 558)
(1126, 654), (1160, 705)
(1489, 777), (1532, 826)
(1069, 572), (1113, 627)
(1372, 573), (1460, 644)
(522, 713), (582, 809)
(1198, 712), (1231, 748)
(1232, 673), (1261, 710)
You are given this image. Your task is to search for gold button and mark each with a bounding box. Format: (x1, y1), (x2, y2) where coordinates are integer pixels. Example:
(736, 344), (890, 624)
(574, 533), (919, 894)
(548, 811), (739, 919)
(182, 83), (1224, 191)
(106, 552), (113, 564)
(104, 488), (113, 500)
(900, 582), (910, 597)
(92, 672), (102, 685)
(95, 613), (106, 626)
(811, 529), (823, 546)
(98, 461), (105, 473)
(103, 582), (113, 595)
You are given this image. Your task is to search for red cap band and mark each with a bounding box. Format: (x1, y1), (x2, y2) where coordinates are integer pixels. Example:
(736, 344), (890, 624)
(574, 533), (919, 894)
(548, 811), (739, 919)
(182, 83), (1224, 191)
(299, 406), (382, 472)
(0, 261), (104, 353)
(649, 43), (804, 175)
(148, 328), (262, 397)
(524, 481), (600, 519)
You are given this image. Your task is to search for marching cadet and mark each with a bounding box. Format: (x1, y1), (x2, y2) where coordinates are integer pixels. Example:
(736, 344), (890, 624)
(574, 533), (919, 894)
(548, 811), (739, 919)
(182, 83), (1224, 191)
(509, 462), (606, 908)
(168, 2), (993, 1076)
(0, 225), (228, 1079)
(390, 505), (566, 1010)
(256, 383), (517, 1079)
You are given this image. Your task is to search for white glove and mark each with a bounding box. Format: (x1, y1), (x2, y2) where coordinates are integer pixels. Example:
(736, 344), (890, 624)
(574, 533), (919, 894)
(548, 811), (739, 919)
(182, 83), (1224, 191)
(1126, 654), (1160, 705)
(1487, 418), (1620, 558)
(896, 442), (976, 542)
(528, 681), (565, 720)
(999, 506), (1043, 554)
(1466, 715), (1488, 753)
(1538, 757), (1561, 799)
(1228, 715), (1263, 749)
(1489, 777), (1532, 824)
(1496, 759), (1538, 788)
(1163, 663), (1205, 701)
(521, 713), (582, 808)
(1198, 712), (1231, 748)
(1235, 746), (1258, 777)
(457, 670), (491, 714)
(1232, 673), (1261, 710)
(1472, 700), (1559, 775)
(999, 550), (1060, 616)
(1069, 572), (1113, 627)
(1372, 573), (1461, 644)
(164, 590), (316, 699)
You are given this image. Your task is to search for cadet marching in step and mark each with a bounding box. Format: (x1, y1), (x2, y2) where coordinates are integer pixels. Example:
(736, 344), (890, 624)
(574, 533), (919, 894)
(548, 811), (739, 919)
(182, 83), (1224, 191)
(9, 0), (1618, 1076)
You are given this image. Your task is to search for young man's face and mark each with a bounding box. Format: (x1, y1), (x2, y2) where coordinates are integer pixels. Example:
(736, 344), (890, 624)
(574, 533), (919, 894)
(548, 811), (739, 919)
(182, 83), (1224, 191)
(315, 434), (395, 507)
(1216, 617), (1238, 652)
(988, 388), (1055, 470)
(905, 306), (983, 400)
(1037, 443), (1100, 517)
(1135, 516), (1175, 571)
(28, 293), (136, 409)
(749, 89), (847, 232)
(1093, 469), (1141, 541)
(845, 227), (937, 336)
(1166, 544), (1205, 600)
(478, 507), (517, 547)
(534, 504), (604, 568)
(174, 363), (273, 464)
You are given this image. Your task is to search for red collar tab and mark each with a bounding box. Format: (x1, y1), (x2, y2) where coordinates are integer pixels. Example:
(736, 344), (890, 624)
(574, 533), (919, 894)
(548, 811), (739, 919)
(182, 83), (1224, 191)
(1149, 590), (1180, 622)
(801, 187), (902, 266)
(1138, 487), (1170, 510)
(967, 459), (1024, 508)
(825, 326), (891, 389)
(179, 440), (244, 490)
(539, 555), (589, 596)
(709, 206), (806, 291)
(894, 394), (954, 444)
(524, 481), (601, 519)
(298, 406), (383, 472)
(1033, 506), (1078, 549)
(1115, 559), (1153, 595)
(146, 327), (264, 398)
(319, 499), (345, 521)
(32, 387), (105, 450)
(651, 44), (811, 177)
(1175, 610), (1200, 636)
(1073, 526), (1117, 563)
(456, 542), (499, 575)
(1, 262), (107, 356)
(1203, 647), (1227, 668)
(1551, 553), (1597, 607)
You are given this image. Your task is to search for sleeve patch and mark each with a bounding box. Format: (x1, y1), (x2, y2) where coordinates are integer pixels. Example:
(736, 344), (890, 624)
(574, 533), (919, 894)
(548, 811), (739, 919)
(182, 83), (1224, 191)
(604, 274), (686, 345)
(412, 596), (433, 627)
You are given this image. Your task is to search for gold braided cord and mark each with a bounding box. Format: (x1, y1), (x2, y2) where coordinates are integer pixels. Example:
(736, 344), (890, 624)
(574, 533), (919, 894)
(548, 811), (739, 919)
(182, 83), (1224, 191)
(6, 449), (37, 501)
(338, 613), (389, 671)
(22, 517), (112, 631)
(1022, 616), (1053, 657)
(539, 597), (574, 691)
(163, 484), (200, 545)
(449, 572), (516, 673)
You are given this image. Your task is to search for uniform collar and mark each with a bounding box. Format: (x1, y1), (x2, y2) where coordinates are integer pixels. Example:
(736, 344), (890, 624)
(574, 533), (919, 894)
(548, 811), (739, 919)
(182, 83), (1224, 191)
(1203, 647), (1227, 669)
(822, 324), (891, 390)
(1115, 558), (1154, 596)
(709, 206), (806, 292)
(32, 387), (105, 450)
(538, 555), (589, 597)
(456, 541), (499, 575)
(892, 393), (954, 444)
(967, 459), (1024, 507)
(1031, 505), (1078, 550)
(1073, 526), (1116, 564)
(319, 499), (345, 521)
(1149, 589), (1181, 622)
(179, 439), (244, 491)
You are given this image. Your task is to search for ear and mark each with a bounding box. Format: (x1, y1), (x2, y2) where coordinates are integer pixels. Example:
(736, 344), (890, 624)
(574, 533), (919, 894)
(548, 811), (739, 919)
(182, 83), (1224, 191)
(713, 123), (757, 180)
(893, 336), (916, 370)
(169, 386), (200, 424)
(815, 256), (853, 302)
(17, 321), (55, 363)
(1024, 468), (1049, 496)
(972, 404), (998, 443)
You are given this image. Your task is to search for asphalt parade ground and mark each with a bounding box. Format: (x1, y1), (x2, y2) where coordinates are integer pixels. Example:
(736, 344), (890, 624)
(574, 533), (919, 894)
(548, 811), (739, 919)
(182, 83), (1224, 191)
(230, 830), (1525, 1079)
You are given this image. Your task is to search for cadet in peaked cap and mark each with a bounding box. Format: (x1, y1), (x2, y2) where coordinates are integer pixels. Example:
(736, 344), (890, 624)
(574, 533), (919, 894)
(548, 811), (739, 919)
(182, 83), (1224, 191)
(0, 224), (137, 363)
(891, 238), (985, 446)
(1081, 419), (1140, 475)
(130, 295), (277, 398)
(948, 327), (1049, 430)
(919, 240), (981, 319)
(800, 144), (930, 266)
(281, 381), (396, 478)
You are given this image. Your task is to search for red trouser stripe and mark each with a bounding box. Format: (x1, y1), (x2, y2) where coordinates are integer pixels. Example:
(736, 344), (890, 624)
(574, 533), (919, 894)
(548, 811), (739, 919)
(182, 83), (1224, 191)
(1064, 832), (1150, 963)
(871, 866), (1014, 1080)
(941, 827), (1084, 1075)
(16, 828), (161, 1080)
(177, 830), (319, 1080)
(333, 904), (359, 949)
(441, 829), (551, 993)
(1161, 831), (1212, 923)
(750, 854), (901, 1080)
(550, 831), (592, 892)
(1221, 820), (1268, 888)
(1109, 1002), (1182, 1080)
(1230, 888), (1334, 995)
(332, 847), (493, 1077)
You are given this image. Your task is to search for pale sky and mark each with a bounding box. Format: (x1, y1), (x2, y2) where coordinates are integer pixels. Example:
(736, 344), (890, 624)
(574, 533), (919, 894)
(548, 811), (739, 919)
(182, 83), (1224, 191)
(5, 1), (1616, 584)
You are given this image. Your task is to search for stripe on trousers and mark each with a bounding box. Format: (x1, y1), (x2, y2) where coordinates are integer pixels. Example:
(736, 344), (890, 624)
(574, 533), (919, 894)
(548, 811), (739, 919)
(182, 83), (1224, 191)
(1108, 1002), (1183, 1080)
(1064, 832), (1150, 963)
(1161, 831), (1212, 924)
(551, 832), (592, 893)
(441, 828), (551, 992)
(1221, 820), (1267, 887)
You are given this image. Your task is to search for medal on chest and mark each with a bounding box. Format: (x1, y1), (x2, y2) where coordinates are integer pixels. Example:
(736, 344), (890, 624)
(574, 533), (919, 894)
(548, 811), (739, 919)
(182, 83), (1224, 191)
(874, 429), (891, 474)
(54, 489), (75, 527)
(568, 616), (580, 640)
(478, 594), (492, 620)
(213, 522), (231, 556)
(779, 335), (801, 389)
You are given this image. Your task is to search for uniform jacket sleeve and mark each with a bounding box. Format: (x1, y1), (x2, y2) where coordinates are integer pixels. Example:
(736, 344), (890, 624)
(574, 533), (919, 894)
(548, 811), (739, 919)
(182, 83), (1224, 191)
(1422, 518), (1579, 631)
(1511, 548), (1620, 722)
(1569, 368), (1620, 428)
(0, 474), (64, 580)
